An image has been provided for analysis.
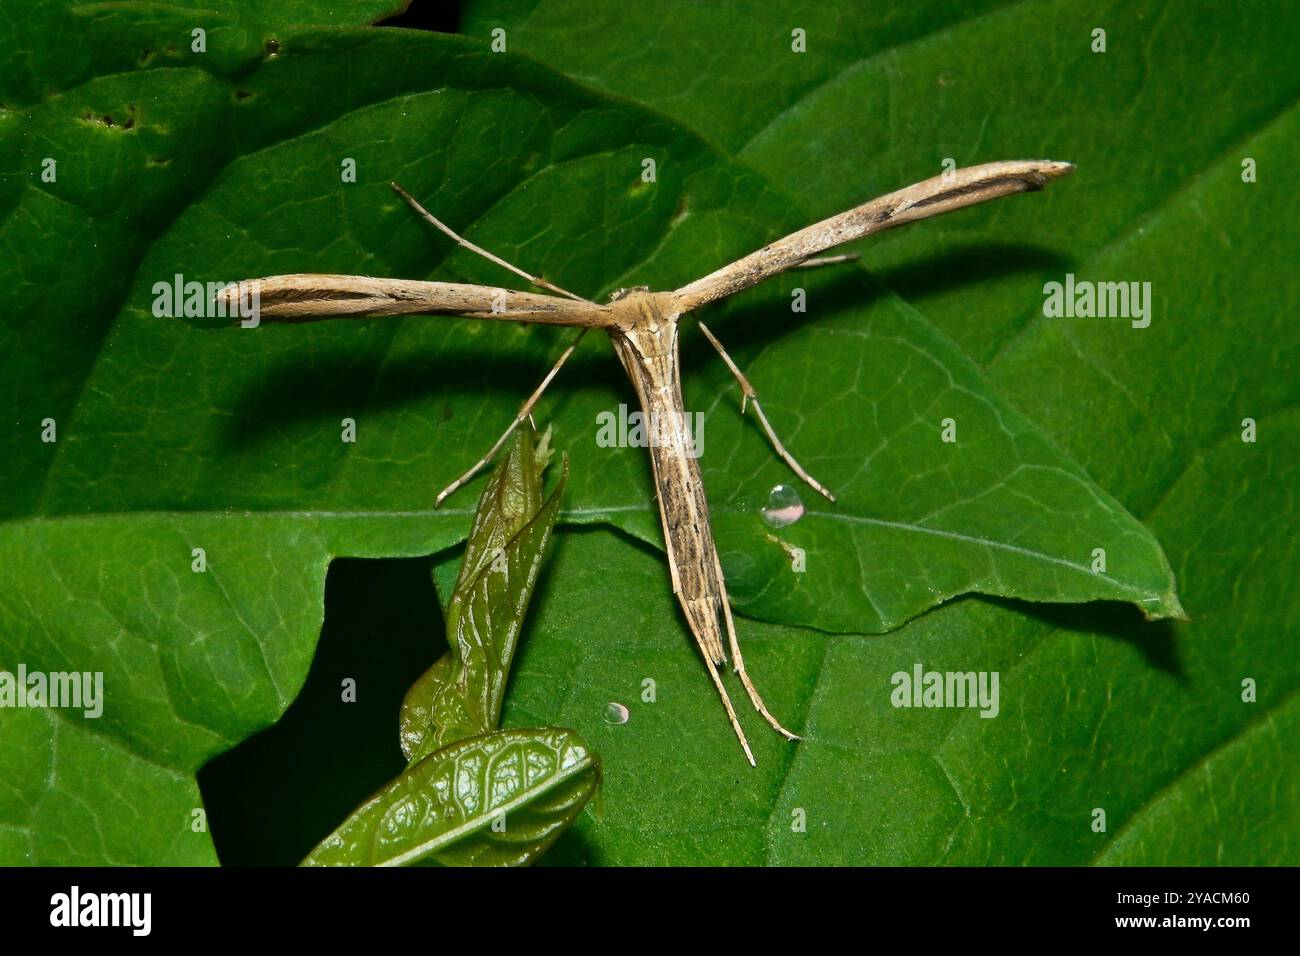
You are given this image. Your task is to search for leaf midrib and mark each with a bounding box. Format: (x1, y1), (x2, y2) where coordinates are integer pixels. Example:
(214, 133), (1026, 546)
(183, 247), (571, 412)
(2, 500), (1157, 601)
(377, 748), (597, 866)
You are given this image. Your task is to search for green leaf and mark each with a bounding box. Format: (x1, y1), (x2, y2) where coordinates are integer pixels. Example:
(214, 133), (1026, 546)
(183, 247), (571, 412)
(450, 425), (555, 598)
(302, 727), (601, 867)
(0, 511), (468, 864)
(0, 0), (409, 106)
(699, 279), (1186, 632)
(400, 427), (565, 762)
(462, 0), (1013, 155)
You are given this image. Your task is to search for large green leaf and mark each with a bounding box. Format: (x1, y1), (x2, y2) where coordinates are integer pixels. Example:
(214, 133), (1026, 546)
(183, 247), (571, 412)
(2, 0), (1257, 867)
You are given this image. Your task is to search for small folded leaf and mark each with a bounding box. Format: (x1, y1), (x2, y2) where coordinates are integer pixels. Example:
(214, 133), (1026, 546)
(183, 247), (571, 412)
(302, 727), (600, 867)
(453, 426), (555, 593)
(399, 428), (566, 762)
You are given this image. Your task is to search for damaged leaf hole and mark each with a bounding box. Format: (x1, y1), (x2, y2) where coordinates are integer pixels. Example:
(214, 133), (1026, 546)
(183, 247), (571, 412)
(80, 105), (137, 130)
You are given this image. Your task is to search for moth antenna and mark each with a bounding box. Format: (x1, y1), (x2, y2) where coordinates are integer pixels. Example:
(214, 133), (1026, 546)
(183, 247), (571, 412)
(391, 181), (596, 305)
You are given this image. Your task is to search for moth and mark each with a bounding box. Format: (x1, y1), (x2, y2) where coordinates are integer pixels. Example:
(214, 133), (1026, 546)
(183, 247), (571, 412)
(220, 160), (1073, 764)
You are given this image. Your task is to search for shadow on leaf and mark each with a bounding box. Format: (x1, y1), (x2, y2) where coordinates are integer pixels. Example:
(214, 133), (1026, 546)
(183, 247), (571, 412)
(198, 554), (449, 866)
(986, 595), (1184, 680)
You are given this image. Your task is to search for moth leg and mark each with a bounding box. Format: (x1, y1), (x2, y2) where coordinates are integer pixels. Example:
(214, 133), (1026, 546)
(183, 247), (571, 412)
(718, 575), (802, 741)
(434, 329), (587, 507)
(702, 652), (756, 767)
(695, 319), (836, 502)
(391, 182), (594, 305)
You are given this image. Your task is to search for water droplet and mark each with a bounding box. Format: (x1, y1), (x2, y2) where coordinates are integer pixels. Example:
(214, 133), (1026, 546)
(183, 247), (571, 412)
(761, 484), (805, 528)
(603, 702), (629, 725)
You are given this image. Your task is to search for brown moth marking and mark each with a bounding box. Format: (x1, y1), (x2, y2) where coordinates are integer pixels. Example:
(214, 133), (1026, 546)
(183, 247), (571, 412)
(219, 160), (1075, 764)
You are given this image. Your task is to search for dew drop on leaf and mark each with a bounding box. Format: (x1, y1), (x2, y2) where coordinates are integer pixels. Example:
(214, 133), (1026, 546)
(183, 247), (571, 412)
(603, 702), (629, 725)
(761, 484), (805, 528)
